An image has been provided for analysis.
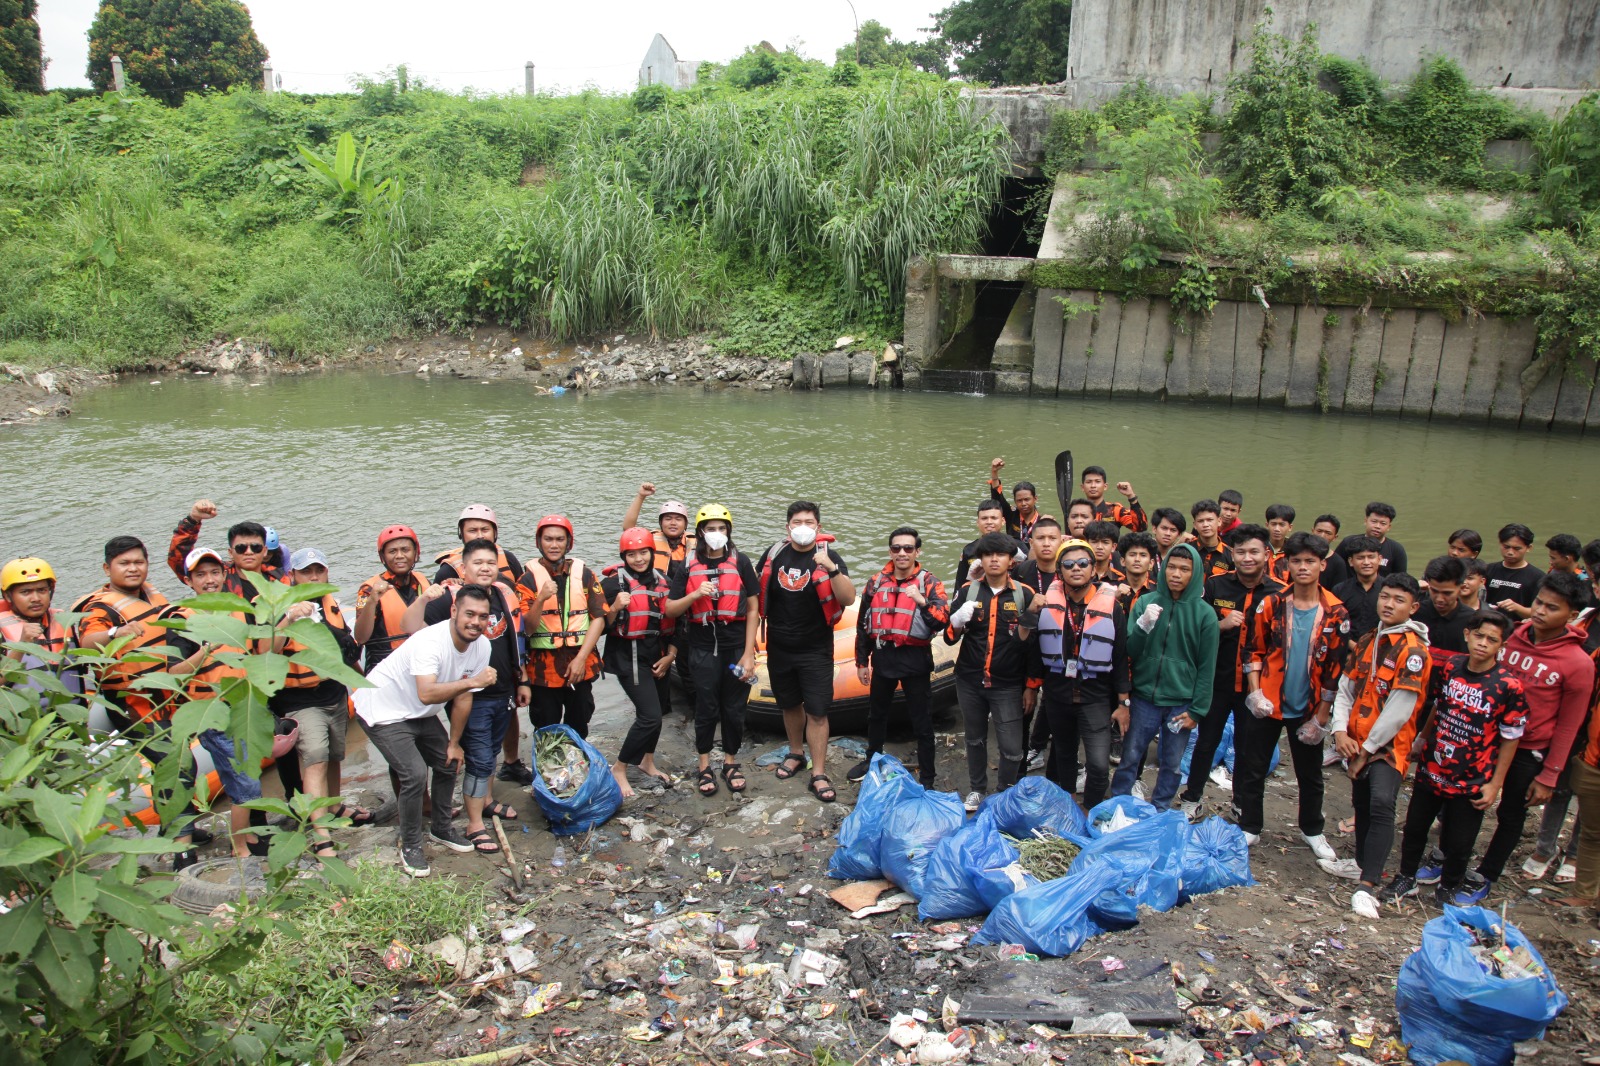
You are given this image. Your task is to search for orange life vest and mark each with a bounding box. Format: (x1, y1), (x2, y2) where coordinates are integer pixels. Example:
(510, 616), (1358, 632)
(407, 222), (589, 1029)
(686, 553), (747, 625)
(758, 542), (845, 626)
(612, 567), (674, 641)
(1037, 581), (1119, 676)
(1344, 627), (1432, 775)
(70, 586), (179, 717)
(528, 559), (591, 650)
(434, 544), (521, 585)
(651, 530), (695, 574)
(180, 609), (249, 702)
(862, 565), (938, 646)
(0, 603), (70, 655)
(283, 594), (352, 689)
(358, 571), (431, 653)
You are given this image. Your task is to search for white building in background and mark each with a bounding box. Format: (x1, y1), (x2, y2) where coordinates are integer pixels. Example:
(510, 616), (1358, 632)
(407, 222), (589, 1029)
(638, 33), (700, 89)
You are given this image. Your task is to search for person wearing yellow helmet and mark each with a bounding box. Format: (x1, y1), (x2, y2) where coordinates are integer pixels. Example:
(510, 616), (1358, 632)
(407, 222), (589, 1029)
(666, 504), (759, 798)
(1, 556), (70, 666)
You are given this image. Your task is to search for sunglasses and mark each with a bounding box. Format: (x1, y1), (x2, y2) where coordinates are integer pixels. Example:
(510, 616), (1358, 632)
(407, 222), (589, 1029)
(1059, 558), (1093, 570)
(889, 544), (918, 554)
(232, 543), (265, 553)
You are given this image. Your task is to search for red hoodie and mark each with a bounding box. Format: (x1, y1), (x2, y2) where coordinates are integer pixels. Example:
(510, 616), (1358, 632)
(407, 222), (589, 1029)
(1499, 620), (1596, 787)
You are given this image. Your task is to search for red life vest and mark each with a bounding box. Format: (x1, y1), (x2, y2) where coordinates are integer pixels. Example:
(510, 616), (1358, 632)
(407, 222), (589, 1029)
(863, 565), (937, 646)
(612, 568), (674, 640)
(758, 542), (845, 627)
(0, 604), (70, 656)
(686, 553), (746, 625)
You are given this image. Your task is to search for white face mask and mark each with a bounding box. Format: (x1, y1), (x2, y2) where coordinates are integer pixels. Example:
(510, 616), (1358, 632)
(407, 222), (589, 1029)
(703, 530), (729, 551)
(789, 524), (817, 548)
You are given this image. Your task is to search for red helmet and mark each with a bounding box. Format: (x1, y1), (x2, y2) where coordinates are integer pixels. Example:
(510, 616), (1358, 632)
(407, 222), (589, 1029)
(620, 527), (655, 555)
(536, 514), (574, 546)
(377, 524), (419, 556)
(458, 504), (498, 533)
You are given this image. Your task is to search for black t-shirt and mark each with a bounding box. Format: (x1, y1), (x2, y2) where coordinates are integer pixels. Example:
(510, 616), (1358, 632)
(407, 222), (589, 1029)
(1338, 535), (1407, 575)
(669, 551), (761, 651)
(1320, 550), (1350, 591)
(1205, 571), (1285, 685)
(1013, 560), (1057, 598)
(600, 566), (674, 662)
(1416, 601), (1473, 658)
(1484, 561), (1545, 610)
(1332, 577), (1382, 641)
(757, 543), (849, 653)
(955, 535), (1023, 587)
(423, 585), (519, 699)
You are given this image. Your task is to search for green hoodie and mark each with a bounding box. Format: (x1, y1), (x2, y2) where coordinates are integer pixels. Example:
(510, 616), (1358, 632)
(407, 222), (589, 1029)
(1127, 542), (1220, 716)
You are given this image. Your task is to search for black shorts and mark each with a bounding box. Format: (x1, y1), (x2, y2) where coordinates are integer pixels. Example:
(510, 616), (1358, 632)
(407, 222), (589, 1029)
(767, 648), (834, 717)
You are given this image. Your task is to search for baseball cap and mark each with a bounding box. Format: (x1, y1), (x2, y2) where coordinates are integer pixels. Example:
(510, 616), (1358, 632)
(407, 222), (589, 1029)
(290, 547), (329, 571)
(184, 546), (226, 571)
(658, 500), (690, 520)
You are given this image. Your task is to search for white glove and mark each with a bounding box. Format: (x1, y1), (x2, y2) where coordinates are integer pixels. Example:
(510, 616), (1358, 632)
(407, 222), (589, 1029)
(949, 601), (979, 629)
(1296, 717), (1328, 745)
(1245, 690), (1275, 719)
(1135, 602), (1163, 632)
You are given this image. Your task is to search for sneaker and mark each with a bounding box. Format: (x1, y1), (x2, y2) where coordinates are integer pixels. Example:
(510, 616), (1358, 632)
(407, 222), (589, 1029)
(1180, 800), (1201, 823)
(846, 759), (872, 784)
(1351, 889), (1381, 919)
(1415, 845), (1446, 884)
(1301, 833), (1337, 862)
(1318, 857), (1363, 880)
(172, 849), (199, 873)
(1131, 780), (1147, 801)
(1447, 871), (1492, 905)
(497, 760), (534, 785)
(1208, 765), (1233, 791)
(400, 845), (431, 878)
(1075, 769), (1087, 793)
(428, 826), (475, 854)
(1381, 875), (1419, 902)
(1322, 746), (1343, 767)
(964, 791), (984, 814)
(1026, 749), (1049, 773)
(1243, 831), (1261, 846)
(187, 826), (215, 847)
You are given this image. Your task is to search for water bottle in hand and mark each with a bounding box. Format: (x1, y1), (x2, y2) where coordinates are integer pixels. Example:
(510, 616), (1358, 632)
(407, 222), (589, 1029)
(729, 662), (756, 684)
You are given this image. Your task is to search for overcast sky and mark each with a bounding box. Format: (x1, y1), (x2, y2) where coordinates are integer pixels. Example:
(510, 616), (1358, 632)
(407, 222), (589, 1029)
(37, 1), (950, 95)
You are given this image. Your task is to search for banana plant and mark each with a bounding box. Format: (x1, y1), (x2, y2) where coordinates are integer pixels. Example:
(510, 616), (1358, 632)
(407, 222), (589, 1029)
(295, 132), (402, 226)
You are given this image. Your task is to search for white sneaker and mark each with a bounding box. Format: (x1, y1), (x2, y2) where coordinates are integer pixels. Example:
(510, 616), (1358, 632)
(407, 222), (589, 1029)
(1026, 750), (1048, 772)
(1319, 857), (1363, 880)
(1351, 889), (1381, 919)
(1243, 831), (1261, 846)
(964, 791), (983, 813)
(1302, 833), (1337, 862)
(1075, 768), (1087, 793)
(1208, 765), (1233, 791)
(1180, 800), (1201, 822)
(1131, 780), (1147, 801)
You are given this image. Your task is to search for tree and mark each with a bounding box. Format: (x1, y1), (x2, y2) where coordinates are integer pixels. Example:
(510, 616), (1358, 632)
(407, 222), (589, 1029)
(0, 0), (44, 93)
(834, 19), (951, 78)
(86, 0), (268, 105)
(932, 0), (1071, 87)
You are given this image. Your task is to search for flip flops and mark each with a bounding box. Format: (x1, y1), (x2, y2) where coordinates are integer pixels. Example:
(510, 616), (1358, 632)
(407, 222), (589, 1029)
(463, 828), (502, 854)
(484, 801), (518, 821)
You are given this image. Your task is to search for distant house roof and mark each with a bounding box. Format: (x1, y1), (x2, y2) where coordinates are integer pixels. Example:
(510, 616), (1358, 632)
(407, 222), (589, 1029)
(639, 32), (700, 90)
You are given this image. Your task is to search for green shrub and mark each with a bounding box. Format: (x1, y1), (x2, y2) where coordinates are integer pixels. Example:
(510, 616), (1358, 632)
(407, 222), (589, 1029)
(1536, 93), (1600, 233)
(1376, 56), (1531, 186)
(1076, 114), (1222, 270)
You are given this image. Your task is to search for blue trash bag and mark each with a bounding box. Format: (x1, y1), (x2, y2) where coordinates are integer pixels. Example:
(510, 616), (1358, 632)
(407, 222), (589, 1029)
(918, 813), (1003, 920)
(1085, 794), (1158, 836)
(1179, 717), (1278, 777)
(972, 860), (1119, 957)
(1070, 810), (1188, 928)
(1396, 905), (1567, 1066)
(880, 790), (967, 898)
(982, 776), (1092, 843)
(828, 752), (921, 880)
(530, 724), (623, 836)
(1179, 816), (1255, 901)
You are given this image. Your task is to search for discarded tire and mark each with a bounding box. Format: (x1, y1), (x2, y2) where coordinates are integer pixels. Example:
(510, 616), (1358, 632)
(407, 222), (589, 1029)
(170, 857), (270, 914)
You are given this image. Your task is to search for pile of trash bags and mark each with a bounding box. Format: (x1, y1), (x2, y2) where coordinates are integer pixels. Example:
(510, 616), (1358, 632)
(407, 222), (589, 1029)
(828, 754), (1255, 957)
(530, 724), (622, 835)
(1395, 905), (1567, 1066)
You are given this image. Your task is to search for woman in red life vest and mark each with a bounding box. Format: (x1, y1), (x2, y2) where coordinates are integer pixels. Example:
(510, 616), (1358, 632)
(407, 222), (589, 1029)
(601, 528), (679, 798)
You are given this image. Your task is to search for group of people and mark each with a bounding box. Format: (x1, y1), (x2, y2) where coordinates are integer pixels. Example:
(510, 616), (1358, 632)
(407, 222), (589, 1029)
(2, 469), (1597, 916)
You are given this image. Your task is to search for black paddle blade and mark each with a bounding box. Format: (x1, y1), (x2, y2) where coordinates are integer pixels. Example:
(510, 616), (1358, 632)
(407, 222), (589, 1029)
(1054, 450), (1074, 517)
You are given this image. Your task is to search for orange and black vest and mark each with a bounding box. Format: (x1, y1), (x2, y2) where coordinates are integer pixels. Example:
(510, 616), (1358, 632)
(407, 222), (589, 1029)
(283, 594), (352, 689)
(1344, 626), (1432, 774)
(758, 542), (845, 627)
(528, 559), (591, 650)
(434, 545), (521, 585)
(181, 609), (249, 702)
(651, 530), (695, 574)
(0, 604), (70, 656)
(71, 586), (180, 717)
(611, 568), (674, 641)
(862, 565), (938, 646)
(358, 571), (431, 655)
(686, 553), (747, 626)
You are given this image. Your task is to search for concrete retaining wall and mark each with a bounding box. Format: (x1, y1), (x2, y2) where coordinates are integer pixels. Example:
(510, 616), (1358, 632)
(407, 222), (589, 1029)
(1029, 290), (1600, 429)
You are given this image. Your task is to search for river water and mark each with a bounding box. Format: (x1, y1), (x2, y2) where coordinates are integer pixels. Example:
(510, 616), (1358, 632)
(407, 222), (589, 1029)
(2, 371), (1592, 595)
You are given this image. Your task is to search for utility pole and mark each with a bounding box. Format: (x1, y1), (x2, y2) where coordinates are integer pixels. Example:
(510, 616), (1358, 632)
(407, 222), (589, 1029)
(262, 60), (274, 93)
(110, 54), (125, 92)
(525, 61), (536, 96)
(844, 0), (860, 63)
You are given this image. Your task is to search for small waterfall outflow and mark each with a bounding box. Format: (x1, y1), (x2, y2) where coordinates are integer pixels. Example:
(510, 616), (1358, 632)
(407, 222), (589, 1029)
(919, 369), (996, 394)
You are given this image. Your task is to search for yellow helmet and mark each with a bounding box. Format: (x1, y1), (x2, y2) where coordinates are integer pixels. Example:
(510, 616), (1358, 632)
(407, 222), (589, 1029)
(695, 504), (733, 529)
(1054, 538), (1094, 563)
(1, 557), (56, 592)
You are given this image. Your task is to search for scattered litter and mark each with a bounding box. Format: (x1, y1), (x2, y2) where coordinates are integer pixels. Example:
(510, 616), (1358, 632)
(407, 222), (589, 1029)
(889, 1013), (926, 1047)
(521, 981), (562, 1017)
(1070, 1011), (1139, 1036)
(382, 940), (412, 970)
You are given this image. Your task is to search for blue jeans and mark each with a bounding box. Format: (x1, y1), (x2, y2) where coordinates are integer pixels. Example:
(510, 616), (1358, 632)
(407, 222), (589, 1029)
(461, 694), (512, 799)
(1110, 697), (1192, 809)
(198, 729), (263, 804)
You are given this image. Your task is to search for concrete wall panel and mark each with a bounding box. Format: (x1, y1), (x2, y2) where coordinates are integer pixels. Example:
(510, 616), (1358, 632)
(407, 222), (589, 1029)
(1111, 297), (1153, 396)
(1203, 302), (1239, 400)
(1258, 306), (1294, 405)
(1058, 294), (1098, 395)
(1521, 357), (1563, 428)
(1031, 288), (1068, 395)
(1401, 312), (1447, 417)
(1489, 318), (1540, 425)
(1430, 317), (1476, 420)
(1164, 317), (1195, 398)
(1372, 309), (1416, 414)
(1552, 359), (1599, 428)
(1085, 294), (1123, 397)
(1321, 311), (1357, 412)
(1233, 304), (1267, 404)
(1343, 311), (1383, 413)
(1286, 305), (1323, 409)
(1460, 317), (1503, 422)
(1140, 303), (1174, 396)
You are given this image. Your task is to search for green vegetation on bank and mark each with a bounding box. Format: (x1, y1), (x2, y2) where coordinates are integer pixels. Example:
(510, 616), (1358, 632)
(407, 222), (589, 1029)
(0, 58), (1005, 369)
(1036, 22), (1600, 374)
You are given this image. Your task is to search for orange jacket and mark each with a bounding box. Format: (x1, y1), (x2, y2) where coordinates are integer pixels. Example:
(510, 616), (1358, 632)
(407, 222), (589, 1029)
(1242, 586), (1349, 719)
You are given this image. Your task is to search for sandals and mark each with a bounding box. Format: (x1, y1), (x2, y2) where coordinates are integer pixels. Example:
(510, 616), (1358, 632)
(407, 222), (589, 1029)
(463, 828), (502, 855)
(774, 751), (808, 780)
(809, 774), (837, 803)
(310, 839), (337, 860)
(1521, 854), (1554, 879)
(484, 801), (519, 822)
(721, 763), (746, 794)
(331, 803), (376, 827)
(697, 767), (719, 797)
(1554, 861), (1578, 884)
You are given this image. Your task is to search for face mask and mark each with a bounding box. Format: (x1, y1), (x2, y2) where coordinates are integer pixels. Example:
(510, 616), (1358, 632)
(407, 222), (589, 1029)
(789, 525), (817, 548)
(703, 530), (729, 551)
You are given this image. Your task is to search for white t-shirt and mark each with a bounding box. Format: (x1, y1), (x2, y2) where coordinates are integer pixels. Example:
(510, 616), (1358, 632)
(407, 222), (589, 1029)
(354, 619), (491, 727)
